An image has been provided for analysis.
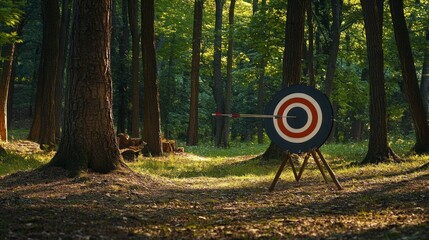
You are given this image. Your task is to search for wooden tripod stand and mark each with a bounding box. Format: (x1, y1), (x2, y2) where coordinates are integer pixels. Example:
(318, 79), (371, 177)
(269, 149), (343, 191)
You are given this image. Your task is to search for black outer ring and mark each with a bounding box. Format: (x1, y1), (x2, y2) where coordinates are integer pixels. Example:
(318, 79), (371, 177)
(264, 85), (333, 153)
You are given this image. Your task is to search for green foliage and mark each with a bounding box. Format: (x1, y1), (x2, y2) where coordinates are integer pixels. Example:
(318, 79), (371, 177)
(0, 0), (24, 46)
(7, 0), (429, 147)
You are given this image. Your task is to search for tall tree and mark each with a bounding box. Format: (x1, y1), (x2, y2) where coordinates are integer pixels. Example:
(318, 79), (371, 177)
(50, 0), (124, 174)
(222, 0), (236, 147)
(282, 0), (306, 87)
(324, 0), (343, 142)
(187, 0), (204, 146)
(420, 29), (429, 114)
(141, 0), (163, 156)
(256, 0), (267, 144)
(306, 0), (315, 87)
(360, 0), (398, 164)
(0, 44), (16, 141)
(324, 0), (343, 97)
(55, 0), (72, 140)
(213, 0), (225, 147)
(389, 0), (429, 154)
(128, 0), (140, 138)
(28, 0), (60, 148)
(116, 0), (130, 134)
(263, 0), (307, 159)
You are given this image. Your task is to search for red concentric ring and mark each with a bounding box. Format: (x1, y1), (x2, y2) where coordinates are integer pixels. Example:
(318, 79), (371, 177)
(276, 97), (318, 138)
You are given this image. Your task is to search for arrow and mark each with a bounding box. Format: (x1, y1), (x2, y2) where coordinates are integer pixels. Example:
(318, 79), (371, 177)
(212, 112), (296, 119)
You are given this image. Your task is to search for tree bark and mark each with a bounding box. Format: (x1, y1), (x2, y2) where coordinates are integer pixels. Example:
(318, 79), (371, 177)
(222, 0), (236, 147)
(128, 0), (140, 138)
(51, 0), (124, 174)
(263, 0), (306, 160)
(306, 0), (315, 87)
(389, 0), (429, 153)
(7, 59), (15, 129)
(257, 60), (266, 144)
(325, 0), (343, 142)
(0, 44), (16, 141)
(420, 30), (429, 115)
(256, 0), (267, 145)
(187, 0), (203, 146)
(324, 0), (343, 97)
(282, 0), (307, 87)
(213, 0), (225, 147)
(361, 0), (399, 164)
(55, 0), (72, 141)
(28, 0), (61, 148)
(116, 0), (130, 134)
(141, 0), (163, 156)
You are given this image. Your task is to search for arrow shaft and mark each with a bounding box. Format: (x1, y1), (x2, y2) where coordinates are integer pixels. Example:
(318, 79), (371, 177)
(212, 113), (295, 118)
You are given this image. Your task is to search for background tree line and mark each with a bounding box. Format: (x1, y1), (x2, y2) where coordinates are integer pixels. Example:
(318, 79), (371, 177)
(0, 0), (428, 166)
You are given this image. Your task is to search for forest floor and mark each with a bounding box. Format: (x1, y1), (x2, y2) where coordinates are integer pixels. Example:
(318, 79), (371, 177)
(0, 142), (428, 239)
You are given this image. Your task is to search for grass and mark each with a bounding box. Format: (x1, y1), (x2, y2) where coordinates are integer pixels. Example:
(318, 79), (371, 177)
(0, 152), (50, 176)
(1, 137), (428, 239)
(1, 137), (427, 184)
(128, 139), (428, 190)
(7, 129), (30, 141)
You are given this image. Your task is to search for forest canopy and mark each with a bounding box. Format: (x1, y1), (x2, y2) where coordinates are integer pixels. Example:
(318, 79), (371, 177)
(1, 0), (428, 146)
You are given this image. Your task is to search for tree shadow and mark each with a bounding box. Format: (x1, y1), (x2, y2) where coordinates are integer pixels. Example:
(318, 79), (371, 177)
(1, 161), (428, 239)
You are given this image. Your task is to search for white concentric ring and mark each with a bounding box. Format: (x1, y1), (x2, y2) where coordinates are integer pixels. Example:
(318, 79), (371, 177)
(273, 93), (323, 143)
(282, 103), (312, 133)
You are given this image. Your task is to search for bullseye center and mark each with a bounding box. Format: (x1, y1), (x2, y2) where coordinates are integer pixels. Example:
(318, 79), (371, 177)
(287, 107), (308, 129)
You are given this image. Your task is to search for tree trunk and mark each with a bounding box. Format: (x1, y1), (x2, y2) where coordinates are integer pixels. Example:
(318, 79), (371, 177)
(325, 0), (343, 97)
(128, 0), (140, 138)
(282, 0), (307, 87)
(325, 0), (343, 143)
(29, 0), (61, 148)
(222, 0), (235, 147)
(55, 0), (72, 141)
(51, 0), (124, 174)
(361, 0), (399, 164)
(187, 0), (203, 146)
(252, 0), (258, 14)
(7, 59), (15, 129)
(263, 0), (306, 160)
(257, 60), (266, 144)
(213, 0), (225, 147)
(256, 0), (267, 145)
(116, 0), (130, 134)
(389, 0), (429, 153)
(306, 0), (315, 87)
(420, 30), (429, 115)
(141, 0), (163, 156)
(0, 44), (16, 141)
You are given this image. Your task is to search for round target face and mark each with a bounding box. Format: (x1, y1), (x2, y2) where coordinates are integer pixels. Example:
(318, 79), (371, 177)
(264, 85), (333, 153)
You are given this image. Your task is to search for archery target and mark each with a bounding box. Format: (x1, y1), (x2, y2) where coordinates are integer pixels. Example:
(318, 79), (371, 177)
(264, 85), (333, 153)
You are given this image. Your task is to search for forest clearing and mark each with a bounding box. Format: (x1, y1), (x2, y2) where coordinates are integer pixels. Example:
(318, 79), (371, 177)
(1, 0), (429, 239)
(1, 139), (428, 239)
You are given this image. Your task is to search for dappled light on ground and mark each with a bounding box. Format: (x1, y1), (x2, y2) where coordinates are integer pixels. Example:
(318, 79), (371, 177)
(0, 141), (428, 239)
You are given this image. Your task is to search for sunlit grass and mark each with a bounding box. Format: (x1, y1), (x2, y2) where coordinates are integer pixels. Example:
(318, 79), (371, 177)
(0, 152), (50, 176)
(185, 141), (269, 157)
(1, 137), (428, 190)
(129, 151), (277, 179)
(129, 140), (429, 189)
(0, 138), (52, 176)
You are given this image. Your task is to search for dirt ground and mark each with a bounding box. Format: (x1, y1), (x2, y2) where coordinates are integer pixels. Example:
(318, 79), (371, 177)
(0, 163), (428, 239)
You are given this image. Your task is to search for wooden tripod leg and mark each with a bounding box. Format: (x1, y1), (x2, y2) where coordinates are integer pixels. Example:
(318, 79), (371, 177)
(310, 150), (329, 184)
(296, 152), (311, 182)
(316, 149), (343, 190)
(269, 152), (290, 192)
(289, 154), (299, 181)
